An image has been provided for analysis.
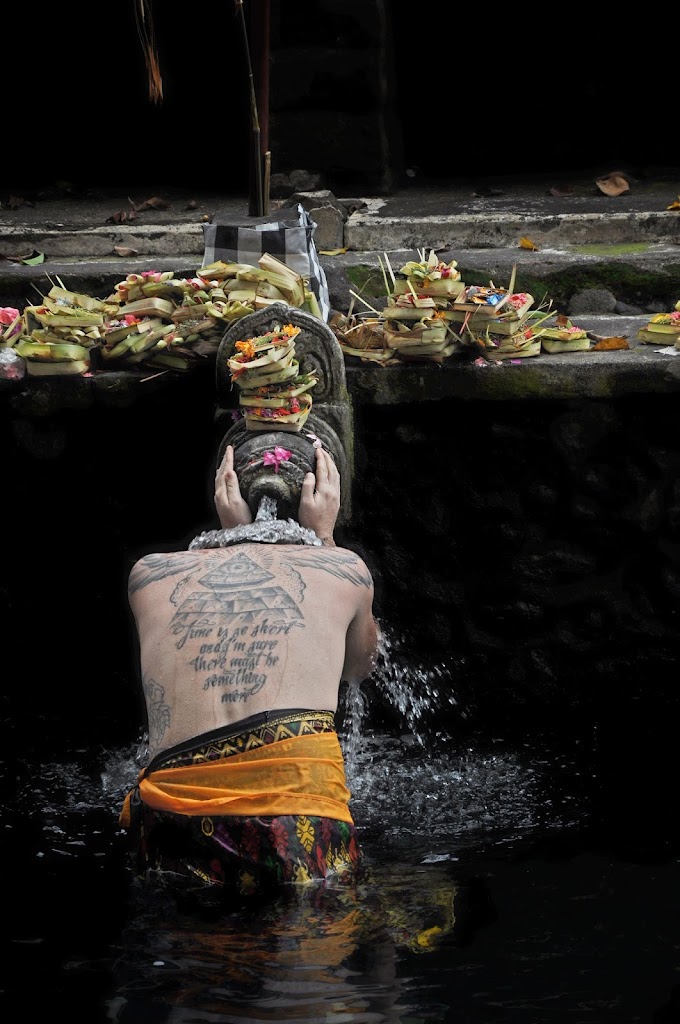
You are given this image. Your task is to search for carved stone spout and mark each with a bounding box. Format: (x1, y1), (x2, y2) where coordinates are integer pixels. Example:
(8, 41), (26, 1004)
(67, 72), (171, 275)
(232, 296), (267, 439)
(215, 302), (354, 524)
(217, 416), (346, 523)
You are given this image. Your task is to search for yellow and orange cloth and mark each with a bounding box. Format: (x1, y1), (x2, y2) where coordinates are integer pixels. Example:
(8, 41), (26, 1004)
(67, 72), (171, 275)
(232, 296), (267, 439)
(120, 729), (354, 826)
(119, 710), (363, 898)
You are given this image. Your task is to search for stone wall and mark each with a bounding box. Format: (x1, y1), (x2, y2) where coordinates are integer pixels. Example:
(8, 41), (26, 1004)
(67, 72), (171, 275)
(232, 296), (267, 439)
(343, 393), (680, 751)
(268, 0), (400, 194)
(4, 376), (679, 764)
(266, 0), (678, 193)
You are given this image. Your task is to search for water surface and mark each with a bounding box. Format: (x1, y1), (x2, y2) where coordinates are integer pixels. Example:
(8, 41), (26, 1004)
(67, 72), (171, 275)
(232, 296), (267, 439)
(3, 628), (678, 1023)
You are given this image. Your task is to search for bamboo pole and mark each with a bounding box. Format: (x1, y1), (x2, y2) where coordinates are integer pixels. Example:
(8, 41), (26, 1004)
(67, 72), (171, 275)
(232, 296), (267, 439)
(263, 150), (271, 216)
(235, 0), (264, 216)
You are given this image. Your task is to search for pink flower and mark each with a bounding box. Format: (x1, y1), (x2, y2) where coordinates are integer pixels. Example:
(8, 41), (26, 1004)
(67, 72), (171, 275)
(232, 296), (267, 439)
(0, 307), (20, 326)
(263, 446), (292, 473)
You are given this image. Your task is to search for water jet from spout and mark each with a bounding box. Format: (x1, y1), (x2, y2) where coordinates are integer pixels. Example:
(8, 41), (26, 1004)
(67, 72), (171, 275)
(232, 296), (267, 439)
(256, 495), (278, 522)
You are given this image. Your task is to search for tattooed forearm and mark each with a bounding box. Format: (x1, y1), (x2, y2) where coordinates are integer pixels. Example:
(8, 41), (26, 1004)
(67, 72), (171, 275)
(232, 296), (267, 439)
(143, 674), (171, 756)
(129, 552), (202, 594)
(289, 549), (374, 587)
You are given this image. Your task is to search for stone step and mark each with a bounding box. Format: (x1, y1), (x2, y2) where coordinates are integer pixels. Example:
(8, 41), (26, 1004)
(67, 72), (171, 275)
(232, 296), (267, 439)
(1, 180), (679, 316)
(2, 207), (678, 258)
(1, 244), (677, 322)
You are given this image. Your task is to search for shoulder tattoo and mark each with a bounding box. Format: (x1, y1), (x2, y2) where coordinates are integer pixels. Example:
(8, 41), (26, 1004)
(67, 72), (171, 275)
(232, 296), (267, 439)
(288, 548), (373, 587)
(128, 552), (203, 594)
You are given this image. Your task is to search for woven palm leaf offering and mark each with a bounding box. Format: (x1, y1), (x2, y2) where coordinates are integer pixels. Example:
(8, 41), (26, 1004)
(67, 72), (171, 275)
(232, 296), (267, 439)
(451, 266), (544, 361)
(392, 248), (465, 298)
(464, 327), (542, 360)
(198, 253), (321, 317)
(329, 309), (396, 365)
(378, 252), (465, 362)
(14, 336), (93, 376)
(383, 314), (461, 363)
(458, 296), (555, 361)
(228, 322), (317, 431)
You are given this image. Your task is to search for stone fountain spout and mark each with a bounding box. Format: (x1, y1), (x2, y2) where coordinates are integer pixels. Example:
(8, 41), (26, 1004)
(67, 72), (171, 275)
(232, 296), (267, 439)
(215, 302), (354, 525)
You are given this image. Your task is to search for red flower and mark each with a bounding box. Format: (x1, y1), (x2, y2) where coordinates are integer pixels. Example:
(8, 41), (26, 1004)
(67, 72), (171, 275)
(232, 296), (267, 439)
(263, 447), (291, 473)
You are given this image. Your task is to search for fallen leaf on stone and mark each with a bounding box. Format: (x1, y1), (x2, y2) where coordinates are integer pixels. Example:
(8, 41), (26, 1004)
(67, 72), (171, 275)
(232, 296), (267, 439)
(106, 209), (137, 224)
(666, 196), (680, 211)
(22, 251), (45, 265)
(319, 248), (347, 256)
(0, 249), (44, 264)
(5, 194), (35, 209)
(113, 245), (139, 257)
(549, 184), (574, 197)
(135, 195), (170, 211)
(591, 336), (630, 350)
(519, 237), (539, 250)
(595, 173), (630, 197)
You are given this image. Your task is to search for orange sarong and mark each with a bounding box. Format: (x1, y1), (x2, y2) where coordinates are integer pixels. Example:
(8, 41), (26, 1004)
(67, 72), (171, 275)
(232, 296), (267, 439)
(119, 731), (353, 827)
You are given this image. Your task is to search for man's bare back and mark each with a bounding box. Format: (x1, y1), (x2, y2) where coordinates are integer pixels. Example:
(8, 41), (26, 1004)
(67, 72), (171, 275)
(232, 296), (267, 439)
(128, 540), (377, 759)
(120, 438), (380, 895)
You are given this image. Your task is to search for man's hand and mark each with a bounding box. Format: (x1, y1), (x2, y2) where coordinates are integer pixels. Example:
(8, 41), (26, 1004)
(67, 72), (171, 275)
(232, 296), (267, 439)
(298, 447), (340, 545)
(214, 445), (252, 528)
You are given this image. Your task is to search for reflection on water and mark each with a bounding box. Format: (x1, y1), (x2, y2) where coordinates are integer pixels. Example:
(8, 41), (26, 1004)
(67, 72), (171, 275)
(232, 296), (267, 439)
(111, 860), (459, 1023)
(6, 625), (675, 1024)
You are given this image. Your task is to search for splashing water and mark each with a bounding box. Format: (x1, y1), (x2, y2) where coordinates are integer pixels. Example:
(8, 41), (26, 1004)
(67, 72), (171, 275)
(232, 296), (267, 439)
(373, 625), (455, 739)
(339, 622), (456, 776)
(333, 623), (583, 849)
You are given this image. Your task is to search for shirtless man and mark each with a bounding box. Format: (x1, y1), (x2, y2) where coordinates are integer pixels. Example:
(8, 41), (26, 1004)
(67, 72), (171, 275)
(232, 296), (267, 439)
(119, 438), (380, 901)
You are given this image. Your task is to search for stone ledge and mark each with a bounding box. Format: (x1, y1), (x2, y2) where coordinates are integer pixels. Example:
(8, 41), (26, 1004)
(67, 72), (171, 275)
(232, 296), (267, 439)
(344, 345), (680, 403)
(3, 335), (679, 418)
(344, 210), (680, 250)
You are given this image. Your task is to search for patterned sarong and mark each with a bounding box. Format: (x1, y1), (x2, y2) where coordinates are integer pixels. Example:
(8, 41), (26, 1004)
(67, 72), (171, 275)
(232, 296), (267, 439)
(119, 709), (363, 900)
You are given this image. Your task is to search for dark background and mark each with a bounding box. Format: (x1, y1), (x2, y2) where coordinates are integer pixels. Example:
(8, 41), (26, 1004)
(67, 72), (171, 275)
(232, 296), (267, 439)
(3, 3), (676, 196)
(2, 0), (679, 845)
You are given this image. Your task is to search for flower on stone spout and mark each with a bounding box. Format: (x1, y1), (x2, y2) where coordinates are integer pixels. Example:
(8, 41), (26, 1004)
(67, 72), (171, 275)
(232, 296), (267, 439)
(263, 447), (291, 473)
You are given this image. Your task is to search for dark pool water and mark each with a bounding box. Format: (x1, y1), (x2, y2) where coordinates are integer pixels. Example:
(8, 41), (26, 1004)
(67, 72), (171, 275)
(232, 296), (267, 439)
(2, 641), (679, 1023)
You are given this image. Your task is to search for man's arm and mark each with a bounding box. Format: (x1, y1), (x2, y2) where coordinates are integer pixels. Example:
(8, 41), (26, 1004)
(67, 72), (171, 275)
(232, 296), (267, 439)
(298, 447), (381, 679)
(343, 583), (381, 684)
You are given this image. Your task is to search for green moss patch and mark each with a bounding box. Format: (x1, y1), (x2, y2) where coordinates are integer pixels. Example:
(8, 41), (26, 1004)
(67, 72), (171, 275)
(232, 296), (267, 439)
(576, 243), (652, 256)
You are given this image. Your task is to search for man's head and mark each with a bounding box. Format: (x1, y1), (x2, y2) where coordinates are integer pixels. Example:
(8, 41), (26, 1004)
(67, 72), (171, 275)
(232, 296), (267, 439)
(217, 424), (328, 522)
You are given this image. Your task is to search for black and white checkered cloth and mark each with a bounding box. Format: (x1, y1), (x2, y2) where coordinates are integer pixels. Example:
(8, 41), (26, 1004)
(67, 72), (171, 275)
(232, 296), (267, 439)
(202, 204), (330, 322)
